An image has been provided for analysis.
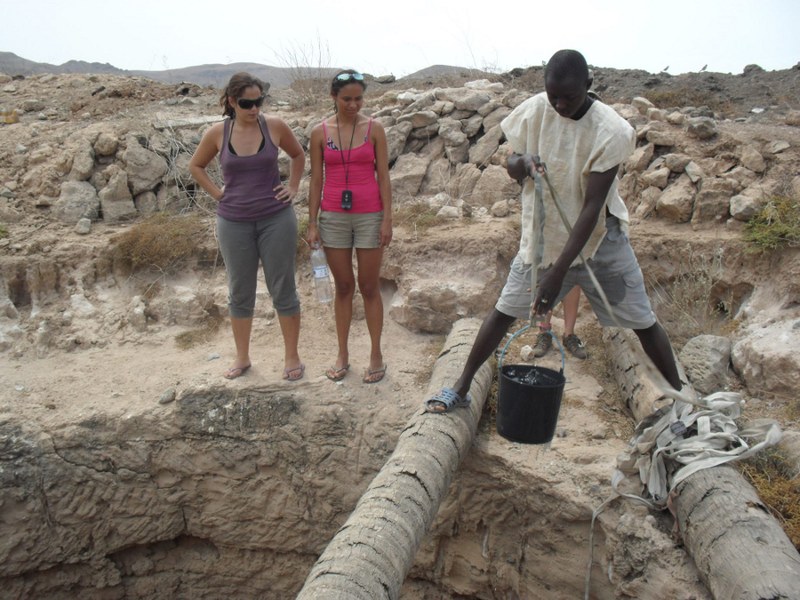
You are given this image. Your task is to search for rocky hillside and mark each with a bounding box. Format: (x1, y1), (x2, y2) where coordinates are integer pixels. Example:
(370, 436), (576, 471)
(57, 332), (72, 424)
(1, 65), (799, 399)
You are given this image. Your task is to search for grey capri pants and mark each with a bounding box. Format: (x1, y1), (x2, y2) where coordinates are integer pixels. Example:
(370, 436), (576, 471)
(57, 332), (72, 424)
(216, 207), (300, 318)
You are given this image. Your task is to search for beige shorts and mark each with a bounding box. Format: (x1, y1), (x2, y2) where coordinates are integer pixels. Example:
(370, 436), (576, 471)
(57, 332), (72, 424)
(496, 217), (657, 329)
(319, 210), (383, 249)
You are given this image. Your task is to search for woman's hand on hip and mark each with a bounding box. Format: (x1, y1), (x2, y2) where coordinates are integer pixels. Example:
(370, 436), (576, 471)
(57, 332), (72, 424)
(274, 182), (297, 203)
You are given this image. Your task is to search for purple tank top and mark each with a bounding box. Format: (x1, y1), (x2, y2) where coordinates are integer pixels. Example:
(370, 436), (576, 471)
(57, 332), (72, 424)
(217, 115), (285, 221)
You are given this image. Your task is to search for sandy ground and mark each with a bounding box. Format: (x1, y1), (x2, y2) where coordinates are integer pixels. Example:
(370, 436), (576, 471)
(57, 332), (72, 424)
(0, 267), (448, 424)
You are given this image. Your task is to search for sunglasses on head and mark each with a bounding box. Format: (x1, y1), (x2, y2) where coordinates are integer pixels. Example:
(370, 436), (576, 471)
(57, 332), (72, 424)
(335, 72), (365, 83)
(237, 96), (265, 110)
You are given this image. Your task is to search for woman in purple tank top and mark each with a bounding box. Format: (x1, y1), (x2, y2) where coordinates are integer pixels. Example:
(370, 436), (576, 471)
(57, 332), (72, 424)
(190, 72), (306, 382)
(307, 70), (393, 384)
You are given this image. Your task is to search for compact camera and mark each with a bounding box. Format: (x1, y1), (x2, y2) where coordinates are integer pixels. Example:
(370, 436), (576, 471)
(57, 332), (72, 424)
(341, 190), (353, 210)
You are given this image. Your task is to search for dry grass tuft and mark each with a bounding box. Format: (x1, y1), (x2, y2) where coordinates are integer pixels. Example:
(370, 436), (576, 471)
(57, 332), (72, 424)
(740, 449), (800, 551)
(649, 248), (734, 350)
(744, 194), (800, 251)
(394, 202), (447, 236)
(272, 35), (334, 109)
(109, 212), (210, 275)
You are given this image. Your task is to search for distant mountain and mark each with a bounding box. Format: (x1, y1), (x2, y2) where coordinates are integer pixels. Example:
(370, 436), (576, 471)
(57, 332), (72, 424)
(0, 52), (485, 89)
(127, 63), (330, 89)
(0, 52), (125, 76)
(0, 51), (306, 88)
(403, 64), (490, 79)
(2, 52), (452, 89)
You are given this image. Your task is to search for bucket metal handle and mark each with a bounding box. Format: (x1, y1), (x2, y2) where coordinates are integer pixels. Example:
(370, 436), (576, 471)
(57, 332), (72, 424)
(498, 323), (566, 374)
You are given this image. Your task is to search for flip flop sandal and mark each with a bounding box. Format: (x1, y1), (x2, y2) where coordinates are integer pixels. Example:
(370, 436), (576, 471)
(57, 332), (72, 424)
(283, 363), (305, 381)
(326, 364), (350, 381)
(424, 387), (472, 413)
(362, 364), (387, 384)
(223, 364), (251, 380)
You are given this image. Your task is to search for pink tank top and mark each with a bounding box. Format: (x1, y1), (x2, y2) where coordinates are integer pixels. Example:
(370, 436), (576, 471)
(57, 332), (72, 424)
(321, 119), (382, 213)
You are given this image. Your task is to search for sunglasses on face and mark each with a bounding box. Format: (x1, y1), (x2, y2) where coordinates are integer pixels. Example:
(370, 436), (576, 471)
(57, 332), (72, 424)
(335, 72), (365, 83)
(237, 96), (265, 109)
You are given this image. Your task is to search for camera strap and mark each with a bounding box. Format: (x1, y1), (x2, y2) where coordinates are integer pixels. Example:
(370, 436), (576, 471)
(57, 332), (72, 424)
(335, 114), (357, 191)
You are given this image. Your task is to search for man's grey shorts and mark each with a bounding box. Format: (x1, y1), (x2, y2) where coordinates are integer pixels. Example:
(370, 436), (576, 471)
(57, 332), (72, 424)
(319, 210), (383, 249)
(496, 217), (657, 329)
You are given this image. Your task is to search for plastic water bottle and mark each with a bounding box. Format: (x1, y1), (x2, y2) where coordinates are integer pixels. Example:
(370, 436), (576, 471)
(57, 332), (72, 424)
(311, 246), (333, 303)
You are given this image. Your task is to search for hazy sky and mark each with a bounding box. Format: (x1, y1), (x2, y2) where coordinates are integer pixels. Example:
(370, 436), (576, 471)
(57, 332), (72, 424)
(3, 0), (798, 77)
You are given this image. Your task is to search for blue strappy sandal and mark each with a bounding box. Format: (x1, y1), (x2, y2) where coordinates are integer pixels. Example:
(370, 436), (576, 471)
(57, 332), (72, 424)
(424, 387), (472, 413)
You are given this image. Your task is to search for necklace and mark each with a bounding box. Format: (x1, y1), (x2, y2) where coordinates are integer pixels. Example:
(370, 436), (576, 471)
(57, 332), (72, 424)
(335, 114), (357, 173)
(335, 114), (358, 210)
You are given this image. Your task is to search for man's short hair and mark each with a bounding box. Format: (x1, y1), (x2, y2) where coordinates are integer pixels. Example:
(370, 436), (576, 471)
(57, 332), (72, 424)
(545, 50), (590, 82)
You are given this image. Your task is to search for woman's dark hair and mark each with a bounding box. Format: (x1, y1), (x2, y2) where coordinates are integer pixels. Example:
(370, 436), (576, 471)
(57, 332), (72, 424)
(220, 72), (265, 118)
(330, 69), (367, 96)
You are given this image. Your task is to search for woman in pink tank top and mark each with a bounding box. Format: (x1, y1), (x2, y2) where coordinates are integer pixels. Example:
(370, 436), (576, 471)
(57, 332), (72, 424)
(307, 70), (393, 384)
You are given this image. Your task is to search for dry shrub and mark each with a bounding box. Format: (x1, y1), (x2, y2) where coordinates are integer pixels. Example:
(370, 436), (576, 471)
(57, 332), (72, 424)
(744, 194), (800, 251)
(289, 77), (334, 110)
(394, 202), (446, 236)
(740, 449), (800, 551)
(649, 248), (733, 349)
(272, 35), (335, 109)
(159, 122), (221, 217)
(109, 212), (209, 274)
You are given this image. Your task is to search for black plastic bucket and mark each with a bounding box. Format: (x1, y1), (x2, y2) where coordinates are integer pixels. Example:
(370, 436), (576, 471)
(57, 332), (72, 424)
(496, 364), (565, 444)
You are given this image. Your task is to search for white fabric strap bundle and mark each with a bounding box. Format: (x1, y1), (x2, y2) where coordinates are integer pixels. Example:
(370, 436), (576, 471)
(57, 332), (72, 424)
(584, 393), (782, 598)
(613, 391), (782, 507)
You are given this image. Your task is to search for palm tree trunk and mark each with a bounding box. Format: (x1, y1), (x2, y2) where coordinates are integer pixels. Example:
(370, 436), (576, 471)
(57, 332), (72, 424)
(674, 465), (800, 599)
(296, 318), (494, 599)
